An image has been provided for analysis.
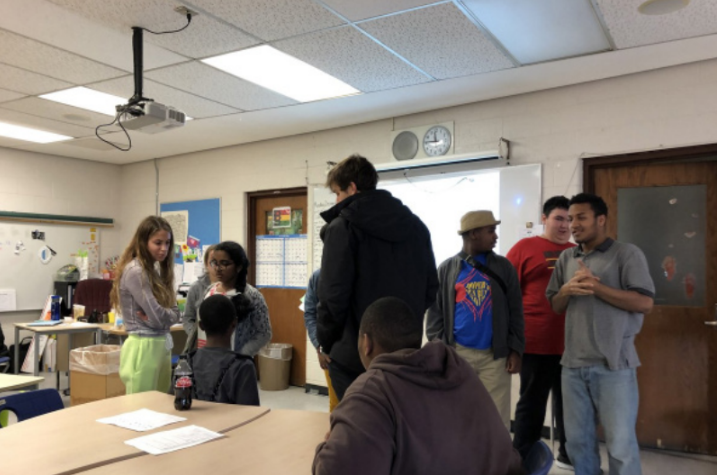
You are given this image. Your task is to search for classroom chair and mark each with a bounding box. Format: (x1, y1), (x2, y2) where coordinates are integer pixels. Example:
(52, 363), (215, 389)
(0, 388), (64, 427)
(74, 279), (113, 314)
(523, 440), (554, 475)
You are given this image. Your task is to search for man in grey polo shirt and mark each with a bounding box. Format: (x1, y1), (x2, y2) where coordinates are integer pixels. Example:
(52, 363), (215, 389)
(546, 193), (654, 475)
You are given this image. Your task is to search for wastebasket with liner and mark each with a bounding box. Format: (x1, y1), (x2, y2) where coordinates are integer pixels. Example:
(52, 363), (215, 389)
(69, 345), (125, 406)
(258, 343), (293, 391)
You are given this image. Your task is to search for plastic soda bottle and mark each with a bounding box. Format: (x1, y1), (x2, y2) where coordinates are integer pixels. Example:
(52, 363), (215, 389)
(174, 356), (193, 411)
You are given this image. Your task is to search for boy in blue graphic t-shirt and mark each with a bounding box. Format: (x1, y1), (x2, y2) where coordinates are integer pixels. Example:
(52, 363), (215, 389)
(427, 210), (525, 429)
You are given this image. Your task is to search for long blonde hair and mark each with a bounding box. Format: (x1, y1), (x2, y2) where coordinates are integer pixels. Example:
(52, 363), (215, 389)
(111, 216), (176, 309)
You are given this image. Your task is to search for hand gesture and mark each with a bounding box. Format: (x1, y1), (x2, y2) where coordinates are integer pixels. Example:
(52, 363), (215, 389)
(317, 350), (332, 370)
(561, 260), (600, 296)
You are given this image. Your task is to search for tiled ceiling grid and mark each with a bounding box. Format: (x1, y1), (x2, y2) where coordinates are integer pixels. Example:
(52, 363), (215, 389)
(0, 0), (716, 144)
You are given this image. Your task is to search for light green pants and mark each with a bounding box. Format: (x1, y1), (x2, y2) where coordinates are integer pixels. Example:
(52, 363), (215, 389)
(120, 334), (172, 394)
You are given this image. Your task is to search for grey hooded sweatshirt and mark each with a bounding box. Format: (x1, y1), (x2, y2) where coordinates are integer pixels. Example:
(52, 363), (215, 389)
(312, 341), (524, 475)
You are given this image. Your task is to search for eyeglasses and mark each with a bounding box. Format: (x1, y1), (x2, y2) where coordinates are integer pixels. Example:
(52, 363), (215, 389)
(210, 260), (234, 270)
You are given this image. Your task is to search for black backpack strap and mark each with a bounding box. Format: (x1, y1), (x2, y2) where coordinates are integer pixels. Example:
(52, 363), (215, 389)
(459, 252), (508, 295)
(209, 354), (248, 402)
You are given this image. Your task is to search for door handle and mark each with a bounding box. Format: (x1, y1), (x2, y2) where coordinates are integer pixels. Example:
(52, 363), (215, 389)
(705, 303), (717, 327)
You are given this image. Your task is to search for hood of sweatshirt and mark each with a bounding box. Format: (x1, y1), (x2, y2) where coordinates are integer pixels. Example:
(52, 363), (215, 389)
(321, 189), (425, 244)
(367, 341), (471, 391)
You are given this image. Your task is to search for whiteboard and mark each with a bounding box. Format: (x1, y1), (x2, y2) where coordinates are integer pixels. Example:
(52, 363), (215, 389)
(0, 222), (100, 311)
(311, 164), (541, 271)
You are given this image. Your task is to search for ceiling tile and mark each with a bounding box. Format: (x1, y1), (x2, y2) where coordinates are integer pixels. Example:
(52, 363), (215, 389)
(0, 107), (96, 138)
(90, 76), (241, 119)
(0, 97), (115, 128)
(596, 0), (717, 48)
(0, 88), (26, 104)
(48, 0), (259, 58)
(0, 63), (74, 95)
(0, 30), (126, 84)
(462, 0), (611, 64)
(146, 61), (298, 111)
(188, 0), (344, 41)
(319, 0), (438, 21)
(273, 26), (430, 92)
(358, 3), (514, 80)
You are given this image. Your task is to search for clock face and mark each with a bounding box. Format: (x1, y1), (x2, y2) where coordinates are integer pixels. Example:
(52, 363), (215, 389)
(422, 126), (452, 157)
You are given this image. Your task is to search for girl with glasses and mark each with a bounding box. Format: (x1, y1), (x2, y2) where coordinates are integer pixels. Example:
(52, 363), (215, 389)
(193, 241), (271, 356)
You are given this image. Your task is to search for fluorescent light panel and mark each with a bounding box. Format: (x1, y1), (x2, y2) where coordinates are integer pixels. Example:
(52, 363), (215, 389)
(462, 0), (611, 64)
(40, 87), (126, 116)
(202, 45), (360, 102)
(0, 121), (72, 143)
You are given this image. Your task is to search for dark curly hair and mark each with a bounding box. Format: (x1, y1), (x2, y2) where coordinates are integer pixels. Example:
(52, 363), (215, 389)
(213, 241), (252, 322)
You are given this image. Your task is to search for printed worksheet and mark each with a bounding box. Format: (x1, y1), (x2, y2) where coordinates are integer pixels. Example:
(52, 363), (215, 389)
(97, 409), (187, 432)
(124, 425), (224, 455)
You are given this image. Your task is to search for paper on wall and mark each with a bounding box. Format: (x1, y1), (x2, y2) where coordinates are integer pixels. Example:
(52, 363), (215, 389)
(0, 289), (17, 312)
(161, 210), (189, 243)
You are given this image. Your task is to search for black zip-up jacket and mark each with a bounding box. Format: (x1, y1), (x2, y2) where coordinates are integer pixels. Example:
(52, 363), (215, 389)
(317, 189), (439, 373)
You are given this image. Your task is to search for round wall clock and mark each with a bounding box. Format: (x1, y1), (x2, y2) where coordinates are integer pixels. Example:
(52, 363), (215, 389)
(422, 125), (452, 157)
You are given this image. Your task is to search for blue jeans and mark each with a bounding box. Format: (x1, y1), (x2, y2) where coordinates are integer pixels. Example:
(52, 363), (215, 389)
(562, 366), (641, 475)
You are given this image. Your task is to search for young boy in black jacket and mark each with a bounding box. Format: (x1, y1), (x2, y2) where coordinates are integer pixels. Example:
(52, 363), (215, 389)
(188, 295), (260, 405)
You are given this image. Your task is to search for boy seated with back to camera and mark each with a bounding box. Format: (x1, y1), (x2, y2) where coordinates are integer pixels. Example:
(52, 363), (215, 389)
(186, 295), (260, 405)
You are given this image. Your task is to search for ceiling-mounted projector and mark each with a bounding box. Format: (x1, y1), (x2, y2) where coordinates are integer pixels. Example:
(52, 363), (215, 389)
(121, 102), (186, 134)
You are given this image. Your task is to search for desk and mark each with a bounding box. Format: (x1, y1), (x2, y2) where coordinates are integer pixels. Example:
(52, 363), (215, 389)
(0, 391), (269, 475)
(83, 409), (329, 475)
(13, 322), (102, 375)
(0, 374), (44, 392)
(98, 323), (185, 343)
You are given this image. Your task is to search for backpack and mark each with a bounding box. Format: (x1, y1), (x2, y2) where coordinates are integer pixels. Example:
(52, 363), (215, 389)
(7, 336), (33, 374)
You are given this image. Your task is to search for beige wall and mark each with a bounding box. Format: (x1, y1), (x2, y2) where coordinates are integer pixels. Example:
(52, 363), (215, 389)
(121, 58), (717, 247)
(0, 148), (122, 340)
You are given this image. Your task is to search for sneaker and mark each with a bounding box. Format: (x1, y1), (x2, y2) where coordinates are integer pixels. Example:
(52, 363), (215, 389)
(555, 454), (574, 471)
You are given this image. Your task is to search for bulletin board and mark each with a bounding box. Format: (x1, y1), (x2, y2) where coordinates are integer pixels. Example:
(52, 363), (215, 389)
(159, 198), (220, 267)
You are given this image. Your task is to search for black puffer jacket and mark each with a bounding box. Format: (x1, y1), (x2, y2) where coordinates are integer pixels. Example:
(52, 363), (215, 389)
(317, 189), (438, 373)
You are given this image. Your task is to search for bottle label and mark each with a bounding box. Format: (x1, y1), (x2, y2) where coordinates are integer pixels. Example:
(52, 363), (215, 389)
(175, 376), (192, 388)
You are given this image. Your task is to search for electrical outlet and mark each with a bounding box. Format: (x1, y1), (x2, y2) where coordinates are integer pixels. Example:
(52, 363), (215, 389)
(174, 6), (199, 17)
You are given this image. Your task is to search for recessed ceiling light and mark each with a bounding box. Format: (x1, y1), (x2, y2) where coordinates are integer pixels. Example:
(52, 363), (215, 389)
(0, 121), (72, 143)
(40, 87), (126, 116)
(638, 0), (690, 15)
(202, 45), (360, 103)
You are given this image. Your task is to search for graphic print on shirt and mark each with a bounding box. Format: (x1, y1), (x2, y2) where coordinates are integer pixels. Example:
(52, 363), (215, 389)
(455, 268), (492, 322)
(543, 250), (563, 270)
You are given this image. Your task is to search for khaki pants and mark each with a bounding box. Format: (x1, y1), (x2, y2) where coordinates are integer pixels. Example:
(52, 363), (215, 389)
(324, 369), (339, 412)
(455, 344), (511, 430)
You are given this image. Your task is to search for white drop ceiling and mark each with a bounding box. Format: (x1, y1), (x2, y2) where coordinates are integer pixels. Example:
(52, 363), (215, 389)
(0, 0), (716, 164)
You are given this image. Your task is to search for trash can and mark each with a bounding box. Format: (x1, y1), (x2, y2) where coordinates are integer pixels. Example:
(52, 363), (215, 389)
(258, 343), (293, 391)
(69, 344), (125, 406)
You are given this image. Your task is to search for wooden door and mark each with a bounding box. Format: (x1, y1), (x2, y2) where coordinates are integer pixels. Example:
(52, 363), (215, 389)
(586, 147), (717, 455)
(248, 188), (308, 387)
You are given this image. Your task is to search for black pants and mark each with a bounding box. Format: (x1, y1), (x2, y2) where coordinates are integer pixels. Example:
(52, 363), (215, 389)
(328, 359), (364, 401)
(512, 354), (568, 460)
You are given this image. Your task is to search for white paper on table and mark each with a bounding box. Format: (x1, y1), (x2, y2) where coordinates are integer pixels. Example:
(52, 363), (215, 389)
(97, 409), (187, 432)
(124, 425), (224, 455)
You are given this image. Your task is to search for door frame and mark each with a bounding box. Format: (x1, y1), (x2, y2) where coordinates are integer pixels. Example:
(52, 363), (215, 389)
(583, 143), (717, 192)
(246, 186), (308, 285)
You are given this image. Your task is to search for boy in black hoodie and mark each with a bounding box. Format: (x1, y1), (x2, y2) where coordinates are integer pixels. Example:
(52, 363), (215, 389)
(317, 154), (438, 400)
(188, 295), (259, 406)
(313, 297), (523, 475)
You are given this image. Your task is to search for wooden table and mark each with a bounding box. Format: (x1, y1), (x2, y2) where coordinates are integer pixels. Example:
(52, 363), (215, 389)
(82, 409), (329, 475)
(0, 391), (269, 475)
(13, 322), (102, 375)
(0, 373), (44, 392)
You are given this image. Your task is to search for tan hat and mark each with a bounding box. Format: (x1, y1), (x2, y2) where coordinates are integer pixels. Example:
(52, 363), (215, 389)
(458, 210), (501, 234)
